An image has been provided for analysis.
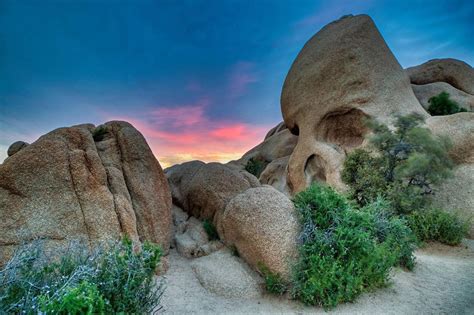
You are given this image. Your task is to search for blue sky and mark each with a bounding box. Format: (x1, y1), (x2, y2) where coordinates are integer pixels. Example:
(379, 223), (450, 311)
(1, 0), (473, 165)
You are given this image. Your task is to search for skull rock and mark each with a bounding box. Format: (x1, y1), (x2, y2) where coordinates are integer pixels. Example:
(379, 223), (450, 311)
(281, 14), (427, 193)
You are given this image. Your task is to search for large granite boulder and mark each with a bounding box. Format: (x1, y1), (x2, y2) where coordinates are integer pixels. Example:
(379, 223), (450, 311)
(220, 186), (299, 280)
(280, 14), (426, 193)
(0, 121), (172, 264)
(406, 59), (474, 95)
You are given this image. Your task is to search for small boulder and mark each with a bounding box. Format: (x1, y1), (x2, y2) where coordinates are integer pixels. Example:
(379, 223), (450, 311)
(190, 249), (263, 298)
(172, 205), (189, 235)
(7, 141), (29, 157)
(221, 186), (299, 279)
(175, 217), (209, 258)
(174, 216), (224, 258)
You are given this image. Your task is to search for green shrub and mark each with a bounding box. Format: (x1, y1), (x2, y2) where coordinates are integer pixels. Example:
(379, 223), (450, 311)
(244, 157), (268, 178)
(361, 198), (416, 270)
(39, 281), (105, 315)
(291, 184), (410, 308)
(407, 209), (468, 245)
(203, 219), (219, 241)
(342, 113), (453, 214)
(258, 263), (287, 295)
(92, 125), (108, 141)
(427, 92), (468, 116)
(0, 238), (164, 314)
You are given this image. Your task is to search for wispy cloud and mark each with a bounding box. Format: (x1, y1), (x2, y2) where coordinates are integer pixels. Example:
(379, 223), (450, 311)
(227, 61), (259, 99)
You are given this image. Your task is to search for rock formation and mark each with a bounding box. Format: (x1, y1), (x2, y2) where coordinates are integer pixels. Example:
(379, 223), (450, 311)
(166, 162), (299, 277)
(406, 58), (474, 95)
(280, 14), (426, 193)
(412, 82), (474, 112)
(0, 121), (172, 264)
(165, 161), (259, 227)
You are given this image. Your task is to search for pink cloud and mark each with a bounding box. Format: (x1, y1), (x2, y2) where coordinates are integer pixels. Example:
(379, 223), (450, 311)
(105, 101), (272, 167)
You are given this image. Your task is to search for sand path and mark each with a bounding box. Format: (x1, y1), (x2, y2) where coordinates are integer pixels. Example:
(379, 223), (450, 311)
(159, 240), (474, 314)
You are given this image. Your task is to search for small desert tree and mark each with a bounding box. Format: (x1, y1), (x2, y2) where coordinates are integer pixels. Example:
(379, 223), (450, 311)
(342, 113), (453, 214)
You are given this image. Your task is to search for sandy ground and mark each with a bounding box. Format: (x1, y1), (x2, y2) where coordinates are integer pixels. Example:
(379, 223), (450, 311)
(157, 240), (474, 314)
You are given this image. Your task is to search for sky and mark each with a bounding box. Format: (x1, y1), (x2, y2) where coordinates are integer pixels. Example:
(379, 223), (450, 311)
(1, 0), (473, 167)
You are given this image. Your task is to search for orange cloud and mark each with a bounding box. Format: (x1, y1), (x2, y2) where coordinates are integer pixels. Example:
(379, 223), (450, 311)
(106, 103), (272, 168)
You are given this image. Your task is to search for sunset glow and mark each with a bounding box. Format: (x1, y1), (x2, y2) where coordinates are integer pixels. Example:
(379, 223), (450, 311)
(1, 1), (473, 165)
(106, 103), (271, 167)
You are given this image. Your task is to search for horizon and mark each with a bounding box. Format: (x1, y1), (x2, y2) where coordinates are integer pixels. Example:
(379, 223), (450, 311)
(1, 0), (473, 167)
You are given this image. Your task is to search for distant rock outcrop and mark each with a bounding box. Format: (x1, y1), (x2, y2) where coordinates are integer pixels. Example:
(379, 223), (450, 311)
(412, 82), (474, 112)
(229, 122), (297, 169)
(406, 58), (474, 95)
(0, 121), (172, 264)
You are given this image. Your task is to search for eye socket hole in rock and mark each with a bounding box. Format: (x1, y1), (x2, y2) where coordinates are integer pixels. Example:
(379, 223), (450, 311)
(289, 123), (299, 136)
(304, 154), (327, 187)
(318, 108), (369, 151)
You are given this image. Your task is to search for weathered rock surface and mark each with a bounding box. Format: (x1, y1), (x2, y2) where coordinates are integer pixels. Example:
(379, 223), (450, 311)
(172, 204), (189, 235)
(259, 156), (291, 196)
(431, 164), (474, 238)
(412, 82), (474, 112)
(7, 141), (29, 157)
(280, 14), (426, 193)
(165, 161), (259, 228)
(221, 186), (299, 279)
(174, 216), (223, 258)
(0, 121), (172, 264)
(190, 249), (263, 298)
(406, 59), (474, 95)
(264, 121), (288, 140)
(234, 127), (297, 169)
(427, 113), (474, 164)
